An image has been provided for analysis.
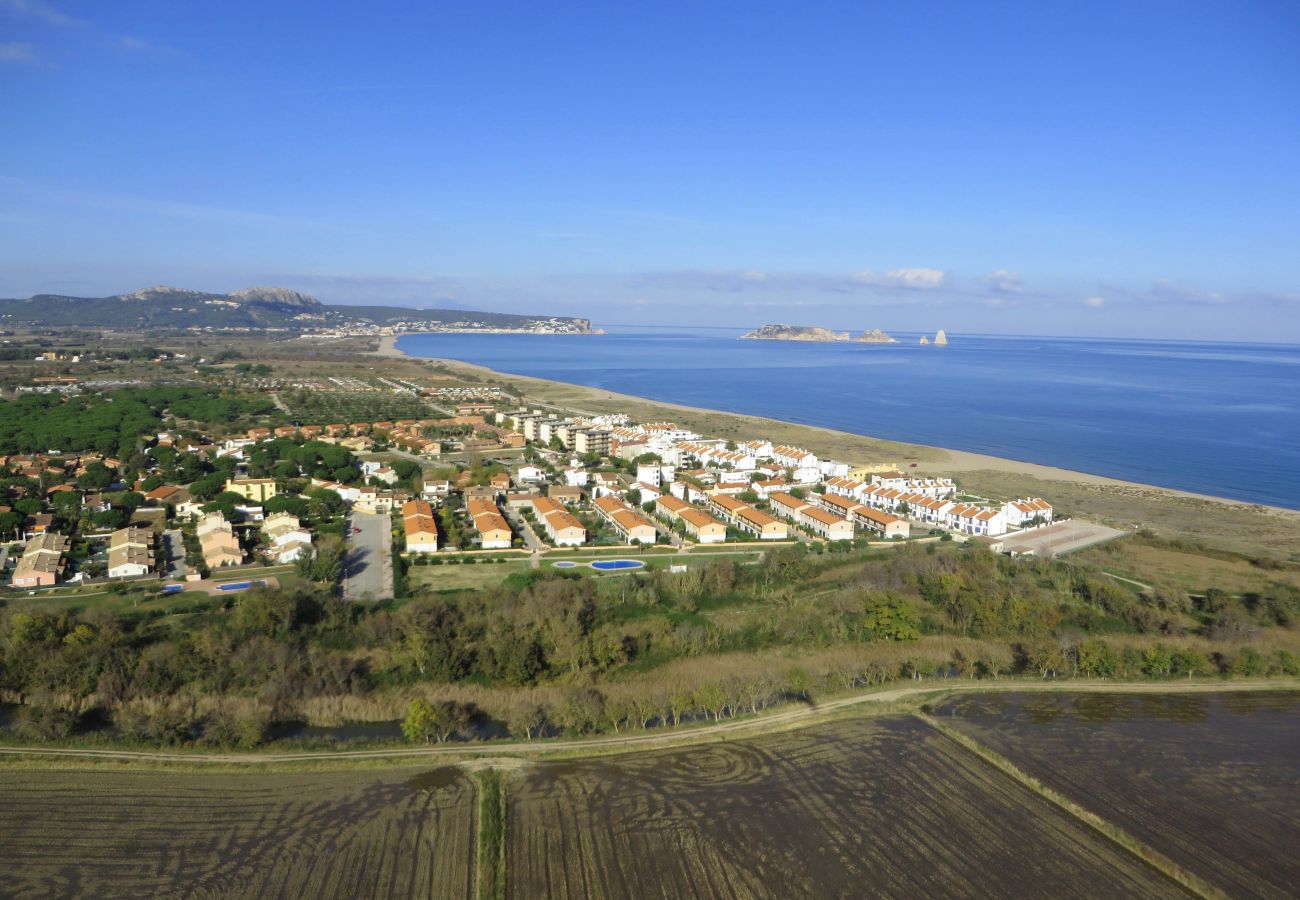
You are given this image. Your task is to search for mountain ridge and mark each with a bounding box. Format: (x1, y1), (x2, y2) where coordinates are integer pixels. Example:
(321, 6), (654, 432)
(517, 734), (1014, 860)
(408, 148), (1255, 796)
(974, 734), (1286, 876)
(0, 285), (593, 333)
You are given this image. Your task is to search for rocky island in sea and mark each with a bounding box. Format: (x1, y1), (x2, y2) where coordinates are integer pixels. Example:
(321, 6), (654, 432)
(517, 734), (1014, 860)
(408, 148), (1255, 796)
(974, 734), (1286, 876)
(741, 324), (897, 343)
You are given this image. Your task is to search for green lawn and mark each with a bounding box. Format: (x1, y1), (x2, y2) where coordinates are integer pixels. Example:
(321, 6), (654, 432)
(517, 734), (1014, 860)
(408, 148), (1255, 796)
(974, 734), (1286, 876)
(408, 559), (531, 592)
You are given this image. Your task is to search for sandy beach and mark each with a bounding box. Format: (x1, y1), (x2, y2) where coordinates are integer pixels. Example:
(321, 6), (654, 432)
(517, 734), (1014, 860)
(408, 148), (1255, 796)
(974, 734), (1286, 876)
(376, 333), (1300, 558)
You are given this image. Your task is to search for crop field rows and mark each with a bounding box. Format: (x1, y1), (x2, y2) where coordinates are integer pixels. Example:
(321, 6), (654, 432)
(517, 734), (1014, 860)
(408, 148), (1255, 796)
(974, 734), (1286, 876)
(505, 716), (1185, 899)
(937, 691), (1300, 898)
(283, 390), (437, 424)
(0, 768), (475, 899)
(6, 697), (1297, 898)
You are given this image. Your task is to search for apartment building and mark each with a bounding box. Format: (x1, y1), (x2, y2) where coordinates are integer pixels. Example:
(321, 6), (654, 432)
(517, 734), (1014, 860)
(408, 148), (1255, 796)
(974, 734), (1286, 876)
(12, 532), (69, 587)
(198, 514), (243, 569)
(467, 498), (513, 549)
(1002, 498), (1054, 527)
(224, 477), (278, 503)
(593, 496), (658, 544)
(107, 526), (153, 578)
(532, 496), (588, 546)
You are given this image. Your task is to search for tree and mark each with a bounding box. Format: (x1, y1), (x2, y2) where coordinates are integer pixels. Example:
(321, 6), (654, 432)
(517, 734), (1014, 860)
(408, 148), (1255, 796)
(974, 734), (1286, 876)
(693, 682), (728, 721)
(401, 698), (468, 743)
(76, 461), (114, 490)
(506, 703), (548, 740)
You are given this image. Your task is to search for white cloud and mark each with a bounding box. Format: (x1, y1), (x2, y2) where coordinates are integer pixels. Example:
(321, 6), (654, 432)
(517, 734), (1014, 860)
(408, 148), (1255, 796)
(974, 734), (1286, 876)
(849, 268), (946, 290)
(985, 269), (1022, 294)
(1148, 279), (1225, 305)
(0, 41), (41, 65)
(0, 0), (83, 27)
(886, 267), (946, 289)
(1083, 296), (1106, 308)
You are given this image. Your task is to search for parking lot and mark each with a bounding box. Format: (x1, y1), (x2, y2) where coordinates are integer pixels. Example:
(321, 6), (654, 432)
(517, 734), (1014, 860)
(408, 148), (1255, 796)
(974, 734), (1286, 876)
(997, 520), (1126, 557)
(343, 511), (393, 601)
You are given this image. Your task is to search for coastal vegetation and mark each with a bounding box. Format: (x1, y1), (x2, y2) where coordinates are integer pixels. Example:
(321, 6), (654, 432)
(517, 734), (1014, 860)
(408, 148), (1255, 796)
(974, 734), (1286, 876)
(3, 538), (1297, 749)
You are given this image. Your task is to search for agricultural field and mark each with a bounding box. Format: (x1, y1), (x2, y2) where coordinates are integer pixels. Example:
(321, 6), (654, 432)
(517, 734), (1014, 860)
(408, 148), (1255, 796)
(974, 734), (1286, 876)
(281, 389), (438, 424)
(937, 691), (1300, 898)
(0, 767), (475, 899)
(506, 716), (1184, 899)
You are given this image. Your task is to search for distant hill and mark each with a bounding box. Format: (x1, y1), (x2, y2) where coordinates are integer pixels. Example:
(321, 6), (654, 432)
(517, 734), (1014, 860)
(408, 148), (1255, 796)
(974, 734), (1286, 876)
(0, 286), (593, 333)
(741, 323), (897, 343)
(328, 304), (593, 332)
(741, 324), (849, 342)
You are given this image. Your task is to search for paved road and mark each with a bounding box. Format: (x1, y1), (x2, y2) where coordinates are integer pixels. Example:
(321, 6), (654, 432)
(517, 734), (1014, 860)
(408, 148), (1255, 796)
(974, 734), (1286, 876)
(160, 529), (186, 580)
(343, 511), (393, 601)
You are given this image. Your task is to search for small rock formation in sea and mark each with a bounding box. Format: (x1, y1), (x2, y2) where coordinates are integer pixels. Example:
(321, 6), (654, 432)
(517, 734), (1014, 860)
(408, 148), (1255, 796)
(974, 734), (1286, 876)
(919, 335), (929, 345)
(934, 329), (948, 346)
(740, 324), (850, 342)
(855, 328), (898, 344)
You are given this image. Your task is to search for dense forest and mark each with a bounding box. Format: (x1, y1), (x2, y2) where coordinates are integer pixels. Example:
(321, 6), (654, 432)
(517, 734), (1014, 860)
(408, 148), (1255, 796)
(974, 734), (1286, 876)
(0, 387), (276, 457)
(1, 541), (1296, 747)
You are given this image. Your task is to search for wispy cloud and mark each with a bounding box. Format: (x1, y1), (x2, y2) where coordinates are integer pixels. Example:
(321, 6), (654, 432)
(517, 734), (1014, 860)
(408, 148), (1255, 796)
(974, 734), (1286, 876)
(848, 268), (947, 290)
(1147, 279), (1225, 306)
(0, 0), (84, 27)
(112, 35), (182, 58)
(984, 269), (1022, 294)
(0, 40), (41, 65)
(0, 175), (341, 231)
(1083, 296), (1106, 308)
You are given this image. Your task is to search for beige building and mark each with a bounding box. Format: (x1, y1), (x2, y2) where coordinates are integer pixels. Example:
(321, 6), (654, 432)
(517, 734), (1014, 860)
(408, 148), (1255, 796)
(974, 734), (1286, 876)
(12, 533), (69, 588)
(594, 496), (657, 544)
(199, 515), (243, 569)
(107, 526), (153, 578)
(224, 478), (279, 503)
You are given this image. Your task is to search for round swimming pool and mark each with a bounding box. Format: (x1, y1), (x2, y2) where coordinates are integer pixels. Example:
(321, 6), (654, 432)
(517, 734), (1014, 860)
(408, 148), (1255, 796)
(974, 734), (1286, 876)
(553, 561), (578, 569)
(590, 559), (645, 571)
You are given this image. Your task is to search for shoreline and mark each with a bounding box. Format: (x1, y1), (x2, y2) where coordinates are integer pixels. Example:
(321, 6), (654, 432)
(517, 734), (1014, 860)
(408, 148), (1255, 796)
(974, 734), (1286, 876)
(376, 333), (1300, 556)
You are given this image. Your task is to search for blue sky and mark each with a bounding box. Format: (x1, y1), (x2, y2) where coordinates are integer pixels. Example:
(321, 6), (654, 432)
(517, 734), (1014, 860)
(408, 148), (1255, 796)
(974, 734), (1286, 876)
(2, 0), (1298, 339)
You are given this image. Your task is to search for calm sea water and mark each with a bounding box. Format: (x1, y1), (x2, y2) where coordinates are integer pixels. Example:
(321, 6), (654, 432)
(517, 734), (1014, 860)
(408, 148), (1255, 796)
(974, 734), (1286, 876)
(397, 328), (1300, 509)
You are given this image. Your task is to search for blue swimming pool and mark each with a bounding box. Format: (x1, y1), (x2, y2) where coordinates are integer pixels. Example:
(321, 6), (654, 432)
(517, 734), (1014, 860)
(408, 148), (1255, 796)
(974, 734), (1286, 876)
(161, 584), (184, 594)
(217, 580), (264, 592)
(589, 559), (645, 571)
(553, 561), (578, 568)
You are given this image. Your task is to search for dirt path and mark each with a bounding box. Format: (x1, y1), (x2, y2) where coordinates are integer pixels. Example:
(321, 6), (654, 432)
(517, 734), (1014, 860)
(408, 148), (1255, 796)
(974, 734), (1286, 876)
(0, 678), (1292, 767)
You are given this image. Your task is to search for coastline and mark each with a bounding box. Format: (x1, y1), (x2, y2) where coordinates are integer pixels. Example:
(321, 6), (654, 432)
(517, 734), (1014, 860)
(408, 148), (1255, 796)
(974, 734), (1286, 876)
(377, 333), (1300, 557)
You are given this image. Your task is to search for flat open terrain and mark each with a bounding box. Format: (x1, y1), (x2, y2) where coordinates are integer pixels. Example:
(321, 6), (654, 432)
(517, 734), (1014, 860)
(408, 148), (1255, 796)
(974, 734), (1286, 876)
(938, 691), (1300, 898)
(506, 716), (1185, 899)
(1075, 535), (1300, 594)
(0, 767), (475, 899)
(996, 519), (1125, 556)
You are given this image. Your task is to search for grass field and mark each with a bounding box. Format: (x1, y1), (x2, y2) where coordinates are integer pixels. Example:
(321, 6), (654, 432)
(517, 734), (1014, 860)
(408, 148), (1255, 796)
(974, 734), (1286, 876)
(938, 690), (1300, 898)
(409, 559), (531, 592)
(505, 716), (1184, 899)
(1074, 536), (1300, 595)
(0, 767), (476, 899)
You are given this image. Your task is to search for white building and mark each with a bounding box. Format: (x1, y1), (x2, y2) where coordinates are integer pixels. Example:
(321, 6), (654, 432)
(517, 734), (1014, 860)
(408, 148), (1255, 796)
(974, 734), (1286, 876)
(1003, 498), (1054, 527)
(948, 504), (1008, 537)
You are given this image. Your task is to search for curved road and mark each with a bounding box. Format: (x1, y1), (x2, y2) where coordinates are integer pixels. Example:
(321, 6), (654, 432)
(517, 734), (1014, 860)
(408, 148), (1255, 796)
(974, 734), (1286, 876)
(0, 678), (1291, 766)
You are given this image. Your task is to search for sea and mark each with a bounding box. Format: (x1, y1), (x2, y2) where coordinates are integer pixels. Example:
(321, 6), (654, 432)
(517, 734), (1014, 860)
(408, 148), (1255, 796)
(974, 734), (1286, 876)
(397, 328), (1300, 510)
